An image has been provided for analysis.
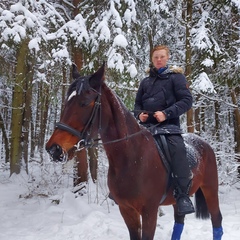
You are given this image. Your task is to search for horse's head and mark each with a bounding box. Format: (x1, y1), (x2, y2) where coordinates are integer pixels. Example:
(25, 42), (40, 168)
(45, 63), (105, 162)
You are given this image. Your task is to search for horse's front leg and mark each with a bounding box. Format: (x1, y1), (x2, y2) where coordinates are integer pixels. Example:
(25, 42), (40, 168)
(119, 205), (141, 240)
(141, 206), (159, 240)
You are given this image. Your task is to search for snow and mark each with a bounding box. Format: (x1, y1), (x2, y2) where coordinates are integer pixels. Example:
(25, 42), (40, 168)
(68, 14), (89, 44)
(192, 72), (216, 94)
(201, 58), (214, 67)
(110, 1), (122, 28)
(1, 10), (14, 21)
(231, 0), (240, 9)
(191, 11), (221, 54)
(0, 162), (239, 240)
(94, 19), (111, 42)
(0, 1), (239, 237)
(107, 48), (125, 72)
(29, 38), (40, 52)
(51, 46), (71, 64)
(128, 64), (138, 78)
(113, 34), (128, 48)
(124, 9), (135, 26)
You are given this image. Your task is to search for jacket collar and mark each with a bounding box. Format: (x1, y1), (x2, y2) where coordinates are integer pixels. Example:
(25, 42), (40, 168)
(149, 66), (172, 77)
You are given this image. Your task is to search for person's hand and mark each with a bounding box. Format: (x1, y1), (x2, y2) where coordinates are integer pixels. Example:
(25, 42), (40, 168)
(153, 111), (166, 122)
(139, 112), (149, 122)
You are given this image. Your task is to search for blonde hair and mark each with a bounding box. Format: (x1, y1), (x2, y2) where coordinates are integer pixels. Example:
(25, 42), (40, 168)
(151, 45), (170, 59)
(147, 45), (184, 74)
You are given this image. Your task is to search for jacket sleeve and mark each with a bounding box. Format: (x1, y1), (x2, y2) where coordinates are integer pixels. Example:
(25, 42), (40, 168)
(134, 80), (145, 119)
(163, 73), (192, 120)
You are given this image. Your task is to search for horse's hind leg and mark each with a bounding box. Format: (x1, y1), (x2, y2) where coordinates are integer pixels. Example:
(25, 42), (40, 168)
(197, 144), (223, 239)
(171, 204), (185, 240)
(199, 186), (223, 239)
(119, 205), (141, 240)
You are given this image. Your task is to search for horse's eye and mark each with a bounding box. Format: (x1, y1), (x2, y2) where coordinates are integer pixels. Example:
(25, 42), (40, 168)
(79, 99), (93, 107)
(79, 90), (96, 107)
(79, 102), (88, 107)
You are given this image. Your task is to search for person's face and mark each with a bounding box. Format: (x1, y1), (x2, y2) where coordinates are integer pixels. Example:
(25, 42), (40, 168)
(152, 49), (169, 69)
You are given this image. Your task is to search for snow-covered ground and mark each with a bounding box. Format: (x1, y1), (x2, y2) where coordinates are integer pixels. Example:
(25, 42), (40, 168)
(0, 161), (239, 240)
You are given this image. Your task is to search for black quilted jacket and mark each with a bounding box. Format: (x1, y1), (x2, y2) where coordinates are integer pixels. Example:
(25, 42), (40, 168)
(134, 67), (192, 132)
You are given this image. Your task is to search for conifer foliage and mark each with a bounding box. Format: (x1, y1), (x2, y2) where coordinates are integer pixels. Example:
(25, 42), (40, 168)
(0, 0), (239, 180)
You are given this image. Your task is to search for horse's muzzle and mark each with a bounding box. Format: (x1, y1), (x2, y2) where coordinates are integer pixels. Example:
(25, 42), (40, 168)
(46, 144), (67, 163)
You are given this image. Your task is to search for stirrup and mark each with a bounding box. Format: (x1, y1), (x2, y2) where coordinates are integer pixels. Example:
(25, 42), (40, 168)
(177, 194), (195, 215)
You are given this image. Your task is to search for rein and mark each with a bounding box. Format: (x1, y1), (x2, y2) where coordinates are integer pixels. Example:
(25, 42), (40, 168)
(57, 120), (160, 151)
(94, 123), (161, 147)
(55, 85), (160, 150)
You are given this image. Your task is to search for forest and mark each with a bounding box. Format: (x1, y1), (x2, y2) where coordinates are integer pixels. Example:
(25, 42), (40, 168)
(0, 0), (239, 185)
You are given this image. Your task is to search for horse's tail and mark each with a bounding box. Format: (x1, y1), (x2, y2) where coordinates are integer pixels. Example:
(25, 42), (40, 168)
(195, 188), (210, 219)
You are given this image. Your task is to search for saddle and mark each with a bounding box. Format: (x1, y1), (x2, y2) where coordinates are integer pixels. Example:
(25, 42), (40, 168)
(153, 133), (198, 204)
(154, 134), (198, 173)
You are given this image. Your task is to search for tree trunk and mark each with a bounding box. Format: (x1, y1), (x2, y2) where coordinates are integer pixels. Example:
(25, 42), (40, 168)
(30, 103), (35, 160)
(88, 146), (98, 182)
(0, 113), (10, 163)
(214, 101), (220, 143)
(22, 62), (34, 173)
(39, 82), (50, 162)
(231, 87), (240, 153)
(61, 65), (68, 111)
(71, 0), (88, 186)
(10, 39), (29, 175)
(185, 0), (194, 133)
(194, 110), (200, 133)
(74, 149), (88, 186)
(200, 106), (205, 133)
(72, 0), (83, 70)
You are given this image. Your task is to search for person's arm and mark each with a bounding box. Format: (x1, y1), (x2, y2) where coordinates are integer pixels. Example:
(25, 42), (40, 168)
(134, 80), (149, 122)
(162, 74), (192, 120)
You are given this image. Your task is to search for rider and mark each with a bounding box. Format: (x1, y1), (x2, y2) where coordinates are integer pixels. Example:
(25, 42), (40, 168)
(134, 45), (195, 215)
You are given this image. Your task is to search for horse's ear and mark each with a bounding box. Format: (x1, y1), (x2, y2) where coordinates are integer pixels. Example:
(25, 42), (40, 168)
(72, 63), (81, 79)
(89, 62), (105, 89)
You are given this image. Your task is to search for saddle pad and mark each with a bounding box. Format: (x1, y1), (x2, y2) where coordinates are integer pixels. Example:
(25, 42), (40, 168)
(154, 134), (199, 172)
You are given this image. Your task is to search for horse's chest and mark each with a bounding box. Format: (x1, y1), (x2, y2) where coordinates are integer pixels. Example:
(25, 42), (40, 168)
(108, 169), (141, 197)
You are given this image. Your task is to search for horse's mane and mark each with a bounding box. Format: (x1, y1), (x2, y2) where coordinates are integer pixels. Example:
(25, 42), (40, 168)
(67, 76), (137, 128)
(102, 83), (139, 134)
(102, 83), (131, 114)
(116, 94), (134, 117)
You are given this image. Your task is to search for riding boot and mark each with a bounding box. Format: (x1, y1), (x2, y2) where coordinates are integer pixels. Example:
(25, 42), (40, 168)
(174, 178), (195, 215)
(163, 134), (195, 215)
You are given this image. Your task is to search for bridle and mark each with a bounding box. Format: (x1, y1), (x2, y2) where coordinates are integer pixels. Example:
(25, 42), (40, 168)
(55, 86), (102, 150)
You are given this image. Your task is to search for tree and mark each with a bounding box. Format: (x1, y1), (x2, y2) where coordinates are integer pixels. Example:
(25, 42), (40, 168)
(184, 0), (194, 133)
(0, 0), (239, 183)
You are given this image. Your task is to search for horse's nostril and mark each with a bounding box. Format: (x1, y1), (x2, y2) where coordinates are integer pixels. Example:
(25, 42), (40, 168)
(47, 144), (64, 162)
(55, 144), (61, 153)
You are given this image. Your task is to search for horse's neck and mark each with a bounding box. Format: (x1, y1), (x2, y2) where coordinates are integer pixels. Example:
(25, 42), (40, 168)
(100, 85), (139, 143)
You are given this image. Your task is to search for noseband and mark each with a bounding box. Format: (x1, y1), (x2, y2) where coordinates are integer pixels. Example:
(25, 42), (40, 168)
(55, 91), (101, 150)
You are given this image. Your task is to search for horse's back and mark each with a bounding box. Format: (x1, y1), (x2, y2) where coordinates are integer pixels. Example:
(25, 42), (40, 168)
(183, 133), (216, 165)
(183, 133), (219, 193)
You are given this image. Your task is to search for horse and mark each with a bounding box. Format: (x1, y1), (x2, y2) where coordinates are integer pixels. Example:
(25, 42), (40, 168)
(46, 63), (223, 240)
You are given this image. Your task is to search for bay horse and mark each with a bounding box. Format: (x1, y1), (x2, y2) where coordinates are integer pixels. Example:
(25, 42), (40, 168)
(46, 64), (223, 240)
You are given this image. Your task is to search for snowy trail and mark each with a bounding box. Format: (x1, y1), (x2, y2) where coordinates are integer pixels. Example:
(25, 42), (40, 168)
(0, 170), (239, 240)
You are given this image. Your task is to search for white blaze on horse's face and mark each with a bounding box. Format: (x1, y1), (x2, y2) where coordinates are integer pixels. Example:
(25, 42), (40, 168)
(68, 90), (77, 101)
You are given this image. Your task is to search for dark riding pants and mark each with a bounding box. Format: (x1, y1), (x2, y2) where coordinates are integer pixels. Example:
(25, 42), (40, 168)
(158, 134), (191, 189)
